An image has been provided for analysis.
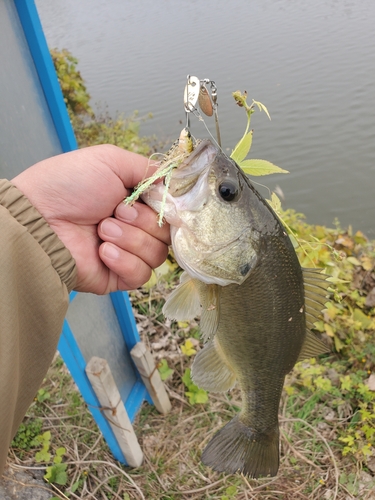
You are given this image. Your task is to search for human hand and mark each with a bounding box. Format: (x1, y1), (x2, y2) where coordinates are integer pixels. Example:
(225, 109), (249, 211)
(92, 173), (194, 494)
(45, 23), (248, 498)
(12, 145), (170, 294)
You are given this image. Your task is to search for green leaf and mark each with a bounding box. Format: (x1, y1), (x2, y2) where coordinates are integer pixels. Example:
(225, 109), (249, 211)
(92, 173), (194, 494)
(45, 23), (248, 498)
(42, 431), (51, 442)
(45, 464), (68, 486)
(71, 480), (80, 493)
(252, 100), (271, 120)
(239, 159), (289, 176)
(194, 389), (209, 404)
(157, 359), (174, 381)
(55, 469), (68, 485)
(37, 388), (51, 403)
(182, 368), (194, 389)
(225, 485), (238, 496)
(35, 450), (51, 463)
(231, 130), (253, 164)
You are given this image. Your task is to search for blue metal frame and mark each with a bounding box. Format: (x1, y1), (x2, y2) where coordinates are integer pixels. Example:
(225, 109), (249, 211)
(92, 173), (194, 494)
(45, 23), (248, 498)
(14, 0), (77, 152)
(13, 0), (151, 465)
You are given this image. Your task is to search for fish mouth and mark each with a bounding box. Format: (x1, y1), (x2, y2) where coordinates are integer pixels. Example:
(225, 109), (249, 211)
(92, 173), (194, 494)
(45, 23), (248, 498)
(141, 140), (217, 225)
(167, 140), (217, 197)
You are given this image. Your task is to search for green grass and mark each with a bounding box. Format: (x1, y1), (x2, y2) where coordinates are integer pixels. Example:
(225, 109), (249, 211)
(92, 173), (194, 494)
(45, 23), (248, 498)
(8, 48), (375, 499)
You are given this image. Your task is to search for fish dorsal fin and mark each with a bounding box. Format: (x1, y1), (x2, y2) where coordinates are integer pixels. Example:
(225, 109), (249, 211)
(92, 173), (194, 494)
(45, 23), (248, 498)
(199, 283), (221, 342)
(163, 272), (201, 321)
(298, 329), (330, 362)
(303, 268), (330, 325)
(191, 337), (237, 392)
(299, 268), (330, 360)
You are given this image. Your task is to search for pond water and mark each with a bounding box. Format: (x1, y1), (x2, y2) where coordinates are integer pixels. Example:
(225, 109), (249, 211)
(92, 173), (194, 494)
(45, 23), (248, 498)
(35, 0), (375, 237)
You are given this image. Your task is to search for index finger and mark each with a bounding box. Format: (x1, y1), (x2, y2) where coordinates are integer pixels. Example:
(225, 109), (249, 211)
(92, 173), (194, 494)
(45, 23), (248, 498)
(99, 144), (160, 189)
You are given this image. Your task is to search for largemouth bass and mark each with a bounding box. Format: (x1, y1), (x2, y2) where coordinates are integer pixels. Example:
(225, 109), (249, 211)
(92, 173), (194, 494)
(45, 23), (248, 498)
(142, 139), (329, 478)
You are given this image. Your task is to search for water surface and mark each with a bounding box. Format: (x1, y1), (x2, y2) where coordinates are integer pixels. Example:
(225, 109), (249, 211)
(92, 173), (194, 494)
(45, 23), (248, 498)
(35, 0), (375, 236)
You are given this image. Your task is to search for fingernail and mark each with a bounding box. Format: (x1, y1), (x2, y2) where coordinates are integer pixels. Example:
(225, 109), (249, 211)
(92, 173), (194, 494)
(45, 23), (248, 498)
(102, 243), (120, 259)
(101, 219), (123, 237)
(116, 203), (138, 222)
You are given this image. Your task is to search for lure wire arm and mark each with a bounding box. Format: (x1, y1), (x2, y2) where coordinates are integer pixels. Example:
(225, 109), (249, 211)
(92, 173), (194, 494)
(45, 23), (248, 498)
(183, 75), (222, 148)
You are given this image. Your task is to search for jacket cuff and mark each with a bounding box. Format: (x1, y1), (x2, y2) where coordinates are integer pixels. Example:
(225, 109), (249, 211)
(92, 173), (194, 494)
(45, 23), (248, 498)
(0, 179), (77, 292)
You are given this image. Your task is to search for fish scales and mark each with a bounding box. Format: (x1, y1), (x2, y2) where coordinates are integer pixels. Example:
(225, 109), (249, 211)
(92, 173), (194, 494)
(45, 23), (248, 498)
(141, 139), (328, 478)
(200, 232), (305, 476)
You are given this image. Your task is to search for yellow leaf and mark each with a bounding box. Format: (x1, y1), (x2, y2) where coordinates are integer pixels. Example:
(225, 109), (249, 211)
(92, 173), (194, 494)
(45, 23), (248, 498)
(361, 256), (374, 271)
(354, 230), (368, 245)
(326, 277), (350, 284)
(334, 335), (345, 352)
(353, 309), (372, 330)
(252, 100), (271, 120)
(289, 233), (299, 248)
(177, 321), (190, 329)
(325, 303), (338, 320)
(347, 256), (361, 266)
(335, 235), (354, 249)
(268, 192), (282, 212)
(143, 270), (157, 290)
(239, 159), (289, 176)
(324, 323), (335, 338)
(284, 385), (295, 396)
(181, 339), (197, 357)
(231, 130), (253, 164)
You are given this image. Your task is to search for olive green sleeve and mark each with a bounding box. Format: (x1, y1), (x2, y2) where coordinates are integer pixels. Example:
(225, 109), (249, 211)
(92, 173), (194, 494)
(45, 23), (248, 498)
(0, 179), (77, 475)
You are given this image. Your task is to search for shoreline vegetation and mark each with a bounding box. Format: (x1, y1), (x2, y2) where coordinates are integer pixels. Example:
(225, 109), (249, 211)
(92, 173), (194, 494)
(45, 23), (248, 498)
(8, 49), (375, 499)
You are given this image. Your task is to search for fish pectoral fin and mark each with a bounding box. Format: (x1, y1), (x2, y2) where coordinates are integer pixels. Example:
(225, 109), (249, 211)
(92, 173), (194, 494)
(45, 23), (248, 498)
(191, 337), (236, 392)
(163, 275), (220, 341)
(162, 272), (201, 321)
(297, 329), (330, 362)
(199, 284), (221, 342)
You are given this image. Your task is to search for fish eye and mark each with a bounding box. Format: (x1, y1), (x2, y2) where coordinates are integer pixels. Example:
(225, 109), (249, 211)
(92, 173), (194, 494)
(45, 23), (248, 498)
(218, 180), (239, 202)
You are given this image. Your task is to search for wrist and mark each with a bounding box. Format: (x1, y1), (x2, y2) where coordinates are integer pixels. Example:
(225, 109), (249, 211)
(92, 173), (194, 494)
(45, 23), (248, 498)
(0, 179), (77, 292)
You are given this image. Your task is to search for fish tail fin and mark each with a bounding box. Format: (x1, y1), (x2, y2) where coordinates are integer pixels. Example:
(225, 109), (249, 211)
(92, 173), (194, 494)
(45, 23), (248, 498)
(201, 415), (279, 479)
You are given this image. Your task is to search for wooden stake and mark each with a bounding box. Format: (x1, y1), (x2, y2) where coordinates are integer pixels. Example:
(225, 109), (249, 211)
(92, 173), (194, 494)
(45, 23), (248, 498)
(85, 357), (143, 467)
(130, 342), (171, 415)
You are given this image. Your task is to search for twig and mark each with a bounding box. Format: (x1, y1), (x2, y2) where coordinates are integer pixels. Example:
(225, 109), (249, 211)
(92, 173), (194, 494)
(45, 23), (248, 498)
(176, 477), (226, 494)
(63, 460), (145, 500)
(143, 455), (169, 493)
(281, 417), (340, 500)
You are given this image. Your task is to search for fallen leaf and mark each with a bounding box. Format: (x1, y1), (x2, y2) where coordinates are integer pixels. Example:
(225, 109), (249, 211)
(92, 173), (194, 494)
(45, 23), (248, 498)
(335, 235), (354, 249)
(365, 288), (375, 308)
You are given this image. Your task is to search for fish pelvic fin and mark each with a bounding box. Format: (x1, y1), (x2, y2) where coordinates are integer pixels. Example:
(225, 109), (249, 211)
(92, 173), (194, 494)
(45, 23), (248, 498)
(191, 337), (236, 392)
(202, 415), (279, 479)
(162, 272), (201, 321)
(199, 283), (220, 342)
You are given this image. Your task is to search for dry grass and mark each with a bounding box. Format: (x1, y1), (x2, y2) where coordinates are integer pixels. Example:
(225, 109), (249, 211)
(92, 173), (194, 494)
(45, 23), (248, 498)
(7, 283), (375, 499)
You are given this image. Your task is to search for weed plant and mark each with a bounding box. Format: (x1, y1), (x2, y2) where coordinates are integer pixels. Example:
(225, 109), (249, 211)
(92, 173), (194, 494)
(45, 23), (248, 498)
(7, 50), (375, 499)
